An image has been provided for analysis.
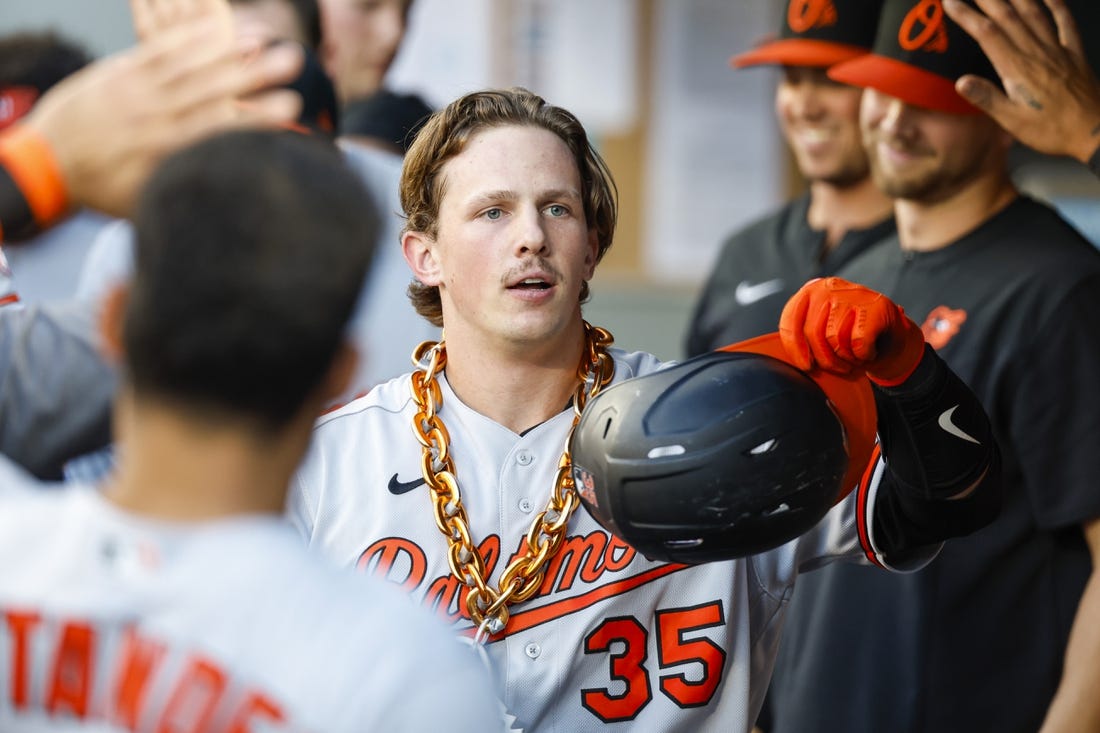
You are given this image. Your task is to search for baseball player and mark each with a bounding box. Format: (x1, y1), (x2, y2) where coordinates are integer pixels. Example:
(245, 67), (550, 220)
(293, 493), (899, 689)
(290, 86), (1002, 732)
(0, 0), (302, 478)
(762, 1), (1100, 731)
(0, 128), (502, 732)
(685, 0), (896, 356)
(75, 0), (439, 412)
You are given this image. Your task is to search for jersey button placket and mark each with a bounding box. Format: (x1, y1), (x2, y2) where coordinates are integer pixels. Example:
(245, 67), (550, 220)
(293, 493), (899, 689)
(514, 449), (535, 514)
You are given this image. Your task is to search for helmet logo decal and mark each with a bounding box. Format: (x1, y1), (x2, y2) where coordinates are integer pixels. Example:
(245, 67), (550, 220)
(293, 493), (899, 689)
(787, 0), (838, 33)
(898, 0), (948, 53)
(573, 465), (599, 509)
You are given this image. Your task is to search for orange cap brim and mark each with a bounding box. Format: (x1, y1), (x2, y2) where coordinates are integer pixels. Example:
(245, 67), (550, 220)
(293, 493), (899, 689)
(719, 332), (877, 504)
(732, 39), (871, 69)
(828, 53), (983, 115)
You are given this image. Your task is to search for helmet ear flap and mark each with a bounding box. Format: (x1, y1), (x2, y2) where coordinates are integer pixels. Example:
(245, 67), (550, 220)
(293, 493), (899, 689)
(572, 349), (863, 564)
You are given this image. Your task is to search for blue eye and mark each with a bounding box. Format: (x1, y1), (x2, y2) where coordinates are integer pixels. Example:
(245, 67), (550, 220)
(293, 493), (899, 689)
(485, 208), (502, 220)
(547, 204), (567, 217)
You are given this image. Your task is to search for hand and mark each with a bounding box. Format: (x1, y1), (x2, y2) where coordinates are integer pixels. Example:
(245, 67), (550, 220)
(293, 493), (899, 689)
(20, 2), (302, 217)
(129, 0), (234, 42)
(778, 277), (926, 386)
(944, 0), (1100, 164)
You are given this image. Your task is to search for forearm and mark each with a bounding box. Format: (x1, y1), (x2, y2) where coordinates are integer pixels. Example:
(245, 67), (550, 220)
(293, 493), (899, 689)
(1039, 524), (1100, 733)
(871, 345), (1002, 551)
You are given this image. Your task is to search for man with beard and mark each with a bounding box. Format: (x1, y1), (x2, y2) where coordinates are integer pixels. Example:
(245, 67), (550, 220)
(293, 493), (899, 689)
(686, 0), (894, 355)
(760, 1), (1100, 732)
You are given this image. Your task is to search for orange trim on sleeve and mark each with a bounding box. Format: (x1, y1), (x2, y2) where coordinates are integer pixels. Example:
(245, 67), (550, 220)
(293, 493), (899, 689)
(0, 123), (69, 228)
(856, 444), (885, 568)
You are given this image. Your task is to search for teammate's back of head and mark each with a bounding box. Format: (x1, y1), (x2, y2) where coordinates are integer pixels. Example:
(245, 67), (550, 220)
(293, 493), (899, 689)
(125, 129), (376, 432)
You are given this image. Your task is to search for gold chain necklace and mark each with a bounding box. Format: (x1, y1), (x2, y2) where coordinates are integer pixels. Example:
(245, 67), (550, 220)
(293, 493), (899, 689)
(409, 321), (614, 637)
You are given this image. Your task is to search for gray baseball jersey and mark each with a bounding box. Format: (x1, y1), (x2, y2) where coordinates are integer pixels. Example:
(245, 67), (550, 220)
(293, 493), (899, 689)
(290, 347), (933, 732)
(0, 482), (503, 732)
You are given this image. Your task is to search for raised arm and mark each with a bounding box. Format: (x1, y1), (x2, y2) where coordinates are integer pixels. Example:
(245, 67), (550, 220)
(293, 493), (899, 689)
(0, 0), (302, 240)
(779, 277), (1002, 560)
(943, 0), (1100, 167)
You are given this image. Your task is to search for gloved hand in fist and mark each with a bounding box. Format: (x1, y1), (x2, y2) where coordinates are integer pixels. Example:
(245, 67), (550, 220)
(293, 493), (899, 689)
(778, 277), (927, 386)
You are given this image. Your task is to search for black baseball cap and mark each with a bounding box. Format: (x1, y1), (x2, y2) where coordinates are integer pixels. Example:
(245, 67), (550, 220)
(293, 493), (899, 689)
(272, 41), (339, 136)
(341, 90), (433, 153)
(732, 0), (884, 69)
(828, 0), (999, 114)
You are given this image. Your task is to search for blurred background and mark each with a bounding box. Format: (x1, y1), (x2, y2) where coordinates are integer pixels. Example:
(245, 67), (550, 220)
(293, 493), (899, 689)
(5, 0), (1099, 360)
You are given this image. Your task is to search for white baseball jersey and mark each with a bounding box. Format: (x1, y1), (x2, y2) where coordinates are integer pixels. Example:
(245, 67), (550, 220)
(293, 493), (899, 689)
(0, 482), (503, 732)
(290, 347), (938, 733)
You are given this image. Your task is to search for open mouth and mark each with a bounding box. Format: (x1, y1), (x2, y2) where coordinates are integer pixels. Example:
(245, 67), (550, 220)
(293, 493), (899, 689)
(509, 278), (552, 291)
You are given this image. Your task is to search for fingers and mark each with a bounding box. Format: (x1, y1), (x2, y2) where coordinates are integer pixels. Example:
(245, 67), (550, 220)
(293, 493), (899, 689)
(829, 307), (858, 365)
(232, 90), (303, 128)
(965, 0), (1040, 57)
(1006, 0), (1059, 49)
(135, 24), (301, 119)
(160, 43), (303, 143)
(1044, 0), (1086, 60)
(805, 297), (850, 374)
(779, 292), (814, 372)
(130, 0), (233, 44)
(129, 0), (155, 42)
(945, 0), (1023, 80)
(954, 74), (1014, 117)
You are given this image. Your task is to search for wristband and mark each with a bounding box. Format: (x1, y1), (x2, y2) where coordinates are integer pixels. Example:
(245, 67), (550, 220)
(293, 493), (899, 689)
(0, 123), (69, 231)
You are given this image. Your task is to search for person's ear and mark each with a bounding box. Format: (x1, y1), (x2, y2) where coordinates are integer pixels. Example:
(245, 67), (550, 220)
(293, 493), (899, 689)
(402, 230), (443, 286)
(99, 283), (130, 364)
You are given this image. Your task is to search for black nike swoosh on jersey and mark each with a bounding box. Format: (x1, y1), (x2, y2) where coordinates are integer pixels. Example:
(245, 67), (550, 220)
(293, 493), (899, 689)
(388, 473), (427, 495)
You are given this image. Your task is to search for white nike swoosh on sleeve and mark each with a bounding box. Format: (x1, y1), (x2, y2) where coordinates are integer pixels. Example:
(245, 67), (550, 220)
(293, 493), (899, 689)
(938, 406), (981, 444)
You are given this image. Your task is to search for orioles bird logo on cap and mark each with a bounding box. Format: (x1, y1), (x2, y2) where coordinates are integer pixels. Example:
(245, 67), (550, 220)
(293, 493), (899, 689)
(788, 0), (838, 33)
(899, 0), (948, 52)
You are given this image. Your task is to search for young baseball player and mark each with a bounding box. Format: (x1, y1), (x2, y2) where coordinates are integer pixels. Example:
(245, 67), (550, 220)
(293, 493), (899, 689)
(686, 0), (895, 356)
(762, 1), (1100, 731)
(0, 129), (502, 731)
(289, 86), (1002, 732)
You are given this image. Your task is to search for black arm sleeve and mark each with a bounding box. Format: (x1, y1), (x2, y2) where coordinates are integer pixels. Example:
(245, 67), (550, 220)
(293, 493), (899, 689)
(0, 162), (35, 242)
(871, 344), (1003, 552)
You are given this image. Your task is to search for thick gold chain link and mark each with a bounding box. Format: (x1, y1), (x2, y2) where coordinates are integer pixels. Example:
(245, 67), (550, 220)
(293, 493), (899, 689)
(409, 322), (615, 636)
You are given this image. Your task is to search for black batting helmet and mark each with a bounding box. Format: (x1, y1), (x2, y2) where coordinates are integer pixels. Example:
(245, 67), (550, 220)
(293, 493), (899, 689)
(572, 343), (871, 564)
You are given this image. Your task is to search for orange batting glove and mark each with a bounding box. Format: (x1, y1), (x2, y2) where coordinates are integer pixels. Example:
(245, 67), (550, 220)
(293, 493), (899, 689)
(779, 277), (927, 387)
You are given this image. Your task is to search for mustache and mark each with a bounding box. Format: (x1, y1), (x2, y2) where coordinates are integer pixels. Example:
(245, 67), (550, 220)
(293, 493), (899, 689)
(502, 257), (564, 285)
